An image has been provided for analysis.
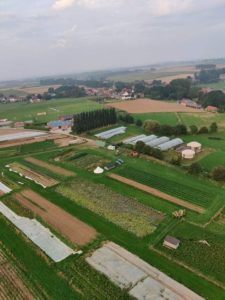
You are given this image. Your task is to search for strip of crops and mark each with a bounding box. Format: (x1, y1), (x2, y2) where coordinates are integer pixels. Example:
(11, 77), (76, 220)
(116, 167), (213, 208)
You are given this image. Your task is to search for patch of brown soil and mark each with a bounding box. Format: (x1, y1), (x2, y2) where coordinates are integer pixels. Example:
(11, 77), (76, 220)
(108, 173), (205, 214)
(14, 190), (97, 246)
(25, 157), (75, 177)
(108, 99), (204, 114)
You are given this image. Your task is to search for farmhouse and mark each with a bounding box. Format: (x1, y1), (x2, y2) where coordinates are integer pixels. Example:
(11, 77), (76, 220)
(47, 120), (73, 131)
(59, 114), (74, 121)
(163, 235), (180, 250)
(187, 141), (202, 152)
(0, 121), (13, 128)
(179, 99), (202, 109)
(182, 149), (195, 159)
(206, 105), (218, 112)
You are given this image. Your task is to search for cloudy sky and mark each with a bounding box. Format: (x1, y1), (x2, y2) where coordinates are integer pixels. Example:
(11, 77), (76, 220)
(0, 0), (225, 80)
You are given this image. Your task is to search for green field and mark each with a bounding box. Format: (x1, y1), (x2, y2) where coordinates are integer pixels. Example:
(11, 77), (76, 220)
(199, 151), (225, 171)
(1, 137), (225, 299)
(156, 221), (225, 288)
(0, 97), (103, 122)
(178, 112), (225, 129)
(133, 112), (179, 125)
(200, 81), (225, 90)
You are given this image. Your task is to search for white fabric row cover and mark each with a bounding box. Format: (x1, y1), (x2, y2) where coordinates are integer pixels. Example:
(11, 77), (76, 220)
(0, 131), (47, 142)
(0, 182), (12, 194)
(146, 136), (170, 147)
(158, 138), (184, 151)
(0, 203), (75, 262)
(123, 134), (146, 145)
(95, 127), (127, 139)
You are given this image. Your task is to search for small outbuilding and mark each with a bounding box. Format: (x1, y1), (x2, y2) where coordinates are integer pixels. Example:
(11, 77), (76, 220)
(181, 149), (195, 159)
(107, 145), (116, 151)
(163, 236), (180, 250)
(94, 167), (104, 174)
(187, 141), (202, 152)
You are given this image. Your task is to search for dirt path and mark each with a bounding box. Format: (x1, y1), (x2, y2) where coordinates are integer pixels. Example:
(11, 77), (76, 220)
(25, 157), (75, 177)
(14, 190), (97, 246)
(108, 173), (205, 214)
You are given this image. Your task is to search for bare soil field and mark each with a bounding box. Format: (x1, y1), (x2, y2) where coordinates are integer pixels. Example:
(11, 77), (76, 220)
(8, 162), (59, 188)
(25, 157), (75, 177)
(159, 73), (194, 84)
(108, 99), (204, 114)
(18, 85), (61, 94)
(109, 173), (205, 214)
(15, 190), (97, 246)
(0, 249), (35, 300)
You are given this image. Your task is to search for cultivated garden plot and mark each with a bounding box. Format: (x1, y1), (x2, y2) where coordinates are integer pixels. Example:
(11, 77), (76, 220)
(7, 162), (59, 188)
(109, 173), (205, 213)
(115, 166), (215, 209)
(56, 178), (164, 237)
(25, 157), (75, 177)
(86, 242), (204, 300)
(68, 153), (110, 171)
(0, 249), (36, 300)
(15, 190), (97, 246)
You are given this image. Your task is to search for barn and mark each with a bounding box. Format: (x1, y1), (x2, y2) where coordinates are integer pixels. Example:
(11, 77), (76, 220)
(163, 236), (180, 250)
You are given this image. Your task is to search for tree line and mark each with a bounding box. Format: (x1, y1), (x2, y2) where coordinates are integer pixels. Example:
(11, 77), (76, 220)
(73, 108), (117, 134)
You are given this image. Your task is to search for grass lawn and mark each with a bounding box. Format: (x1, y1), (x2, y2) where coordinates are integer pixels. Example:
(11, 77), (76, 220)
(178, 112), (225, 130)
(133, 112), (179, 125)
(0, 97), (103, 122)
(199, 81), (225, 90)
(199, 151), (225, 171)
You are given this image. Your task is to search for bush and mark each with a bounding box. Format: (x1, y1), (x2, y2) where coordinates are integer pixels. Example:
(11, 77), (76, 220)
(210, 122), (218, 133)
(188, 163), (202, 175)
(212, 166), (225, 181)
(198, 126), (209, 134)
(143, 120), (160, 134)
(189, 125), (198, 135)
(136, 119), (143, 127)
(135, 141), (145, 153)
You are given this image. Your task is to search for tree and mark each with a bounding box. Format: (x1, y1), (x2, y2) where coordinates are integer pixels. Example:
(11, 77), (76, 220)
(151, 148), (163, 159)
(174, 124), (187, 135)
(188, 163), (202, 175)
(198, 126), (209, 134)
(159, 124), (174, 136)
(143, 145), (153, 155)
(135, 141), (145, 153)
(136, 119), (143, 127)
(143, 120), (160, 134)
(212, 166), (225, 181)
(210, 122), (218, 133)
(189, 125), (198, 135)
(166, 150), (181, 166)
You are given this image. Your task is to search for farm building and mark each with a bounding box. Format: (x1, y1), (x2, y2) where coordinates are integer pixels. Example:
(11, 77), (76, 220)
(157, 138), (184, 151)
(146, 136), (170, 147)
(206, 105), (218, 112)
(0, 121), (13, 128)
(179, 98), (202, 109)
(182, 149), (195, 159)
(94, 167), (104, 174)
(14, 122), (24, 128)
(187, 141), (202, 152)
(163, 236), (180, 250)
(59, 114), (74, 121)
(47, 120), (73, 131)
(123, 134), (146, 145)
(107, 145), (116, 151)
(95, 127), (127, 140)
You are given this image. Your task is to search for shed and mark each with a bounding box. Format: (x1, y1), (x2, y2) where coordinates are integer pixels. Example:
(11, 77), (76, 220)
(94, 167), (104, 174)
(107, 145), (116, 151)
(181, 149), (195, 159)
(187, 141), (202, 152)
(206, 106), (218, 112)
(163, 236), (180, 250)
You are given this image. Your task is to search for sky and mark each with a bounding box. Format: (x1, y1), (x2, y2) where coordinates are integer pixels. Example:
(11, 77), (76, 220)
(0, 0), (225, 80)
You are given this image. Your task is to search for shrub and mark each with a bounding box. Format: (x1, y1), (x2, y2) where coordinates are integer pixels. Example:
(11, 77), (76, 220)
(189, 125), (198, 134)
(212, 166), (225, 181)
(143, 120), (160, 134)
(188, 163), (202, 175)
(135, 119), (143, 127)
(198, 126), (209, 134)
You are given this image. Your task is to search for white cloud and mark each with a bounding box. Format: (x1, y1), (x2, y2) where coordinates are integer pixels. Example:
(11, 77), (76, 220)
(52, 0), (75, 10)
(148, 0), (193, 17)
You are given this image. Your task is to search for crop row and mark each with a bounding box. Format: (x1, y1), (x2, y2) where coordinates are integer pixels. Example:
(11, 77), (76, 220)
(116, 167), (213, 208)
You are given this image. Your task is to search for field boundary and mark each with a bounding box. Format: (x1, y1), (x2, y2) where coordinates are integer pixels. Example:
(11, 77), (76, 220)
(108, 173), (205, 214)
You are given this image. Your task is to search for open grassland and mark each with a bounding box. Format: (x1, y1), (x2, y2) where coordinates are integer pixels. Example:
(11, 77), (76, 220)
(133, 112), (179, 125)
(108, 99), (204, 114)
(0, 97), (103, 122)
(56, 178), (164, 237)
(182, 133), (225, 151)
(178, 112), (225, 130)
(107, 65), (196, 82)
(199, 152), (225, 171)
(156, 221), (225, 290)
